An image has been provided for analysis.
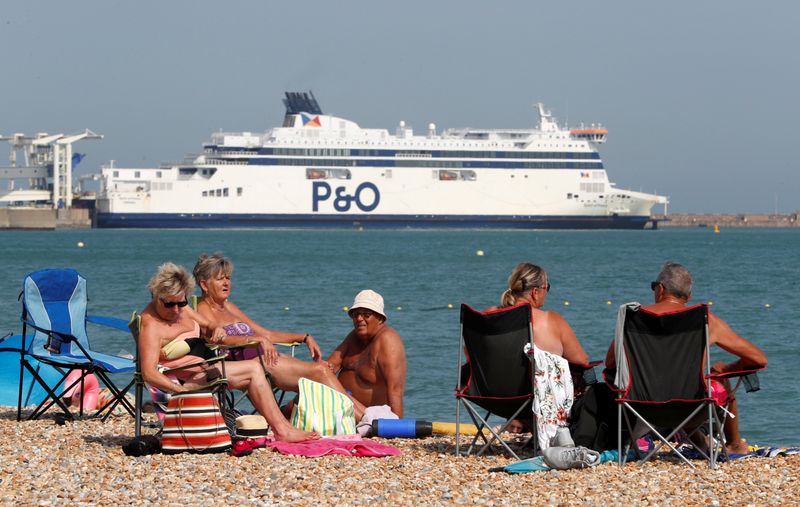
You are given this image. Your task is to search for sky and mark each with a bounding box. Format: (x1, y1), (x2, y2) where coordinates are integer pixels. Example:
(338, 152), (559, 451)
(1, 1), (798, 213)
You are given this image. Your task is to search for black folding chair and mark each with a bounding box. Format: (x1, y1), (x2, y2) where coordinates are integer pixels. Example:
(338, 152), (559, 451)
(455, 303), (536, 459)
(607, 303), (762, 469)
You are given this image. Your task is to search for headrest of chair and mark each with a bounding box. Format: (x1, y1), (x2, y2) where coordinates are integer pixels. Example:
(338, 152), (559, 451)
(235, 414), (270, 437)
(25, 269), (84, 303)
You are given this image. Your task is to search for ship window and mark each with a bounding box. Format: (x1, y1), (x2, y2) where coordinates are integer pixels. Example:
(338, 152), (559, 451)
(223, 188), (229, 197)
(202, 191), (208, 197)
(156, 171), (162, 178)
(567, 193), (573, 199)
(385, 169), (392, 179)
(134, 171), (141, 178)
(216, 189), (221, 197)
(237, 187), (243, 196)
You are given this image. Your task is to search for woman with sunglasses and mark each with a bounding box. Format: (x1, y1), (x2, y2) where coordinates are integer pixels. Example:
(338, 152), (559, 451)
(138, 262), (317, 442)
(497, 262), (590, 448)
(192, 253), (366, 421)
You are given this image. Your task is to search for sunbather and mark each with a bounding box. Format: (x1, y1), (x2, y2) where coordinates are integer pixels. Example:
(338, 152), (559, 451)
(192, 253), (366, 420)
(605, 262), (767, 454)
(138, 262), (317, 442)
(327, 290), (407, 418)
(491, 262), (590, 447)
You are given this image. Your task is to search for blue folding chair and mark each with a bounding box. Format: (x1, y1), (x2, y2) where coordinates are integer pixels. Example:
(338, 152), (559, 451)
(13, 268), (136, 422)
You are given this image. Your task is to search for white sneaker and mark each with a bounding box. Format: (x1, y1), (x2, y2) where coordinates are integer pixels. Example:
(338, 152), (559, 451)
(551, 427), (575, 447)
(542, 446), (601, 470)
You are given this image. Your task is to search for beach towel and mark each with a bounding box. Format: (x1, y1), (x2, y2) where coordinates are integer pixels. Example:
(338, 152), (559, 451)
(266, 436), (401, 458)
(290, 377), (357, 436)
(529, 343), (574, 450)
(501, 450), (624, 473)
(677, 444), (800, 461)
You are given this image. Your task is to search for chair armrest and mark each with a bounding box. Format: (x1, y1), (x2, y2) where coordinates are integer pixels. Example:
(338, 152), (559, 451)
(275, 341), (301, 349)
(706, 366), (765, 380)
(707, 367), (764, 394)
(183, 376), (228, 393)
(570, 359), (603, 396)
(86, 315), (130, 332)
(159, 355), (226, 375)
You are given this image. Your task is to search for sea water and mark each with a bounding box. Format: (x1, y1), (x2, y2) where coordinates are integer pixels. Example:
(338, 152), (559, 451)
(0, 228), (796, 446)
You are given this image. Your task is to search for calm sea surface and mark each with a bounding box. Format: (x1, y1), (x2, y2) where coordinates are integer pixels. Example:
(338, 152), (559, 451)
(0, 228), (796, 446)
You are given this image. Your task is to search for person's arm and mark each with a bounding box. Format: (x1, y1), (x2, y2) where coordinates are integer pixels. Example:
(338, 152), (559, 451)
(226, 301), (324, 360)
(139, 315), (188, 394)
(376, 330), (407, 418)
(604, 340), (617, 370)
(709, 312), (768, 373)
(185, 306), (226, 344)
(552, 312), (590, 366)
(326, 334), (350, 374)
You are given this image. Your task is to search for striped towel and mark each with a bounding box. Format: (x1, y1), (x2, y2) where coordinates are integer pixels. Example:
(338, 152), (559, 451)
(290, 377), (356, 436)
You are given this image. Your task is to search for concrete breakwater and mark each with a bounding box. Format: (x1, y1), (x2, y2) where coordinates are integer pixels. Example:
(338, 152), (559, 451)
(654, 213), (799, 228)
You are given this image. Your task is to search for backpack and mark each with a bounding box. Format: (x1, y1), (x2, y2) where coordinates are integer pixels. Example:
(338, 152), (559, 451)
(568, 382), (626, 451)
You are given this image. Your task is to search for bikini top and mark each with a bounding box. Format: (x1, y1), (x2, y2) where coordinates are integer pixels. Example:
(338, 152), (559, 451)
(223, 322), (255, 337)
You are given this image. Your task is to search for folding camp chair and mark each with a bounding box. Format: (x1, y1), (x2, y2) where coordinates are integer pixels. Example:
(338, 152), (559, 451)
(455, 303), (536, 459)
(13, 268), (136, 422)
(607, 303), (763, 469)
(128, 311), (229, 438)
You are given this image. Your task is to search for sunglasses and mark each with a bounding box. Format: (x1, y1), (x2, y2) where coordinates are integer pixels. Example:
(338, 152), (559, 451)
(160, 298), (189, 308)
(536, 283), (551, 293)
(350, 309), (377, 320)
(650, 281), (661, 291)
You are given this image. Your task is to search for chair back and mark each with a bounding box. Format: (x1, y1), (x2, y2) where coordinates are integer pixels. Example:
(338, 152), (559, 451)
(22, 268), (90, 356)
(458, 303), (533, 417)
(619, 304), (709, 403)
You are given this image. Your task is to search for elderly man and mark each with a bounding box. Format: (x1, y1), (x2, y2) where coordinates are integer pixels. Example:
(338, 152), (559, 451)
(605, 262), (767, 454)
(327, 290), (407, 417)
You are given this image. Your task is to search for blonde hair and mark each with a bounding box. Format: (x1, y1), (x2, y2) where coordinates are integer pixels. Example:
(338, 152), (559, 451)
(148, 262), (195, 300)
(193, 253), (233, 293)
(501, 262), (547, 307)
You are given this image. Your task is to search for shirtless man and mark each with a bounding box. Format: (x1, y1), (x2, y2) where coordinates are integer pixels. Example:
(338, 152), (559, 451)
(605, 262), (767, 454)
(327, 290), (407, 418)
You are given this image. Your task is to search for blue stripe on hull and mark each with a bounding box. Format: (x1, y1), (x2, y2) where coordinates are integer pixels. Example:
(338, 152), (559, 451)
(95, 213), (652, 230)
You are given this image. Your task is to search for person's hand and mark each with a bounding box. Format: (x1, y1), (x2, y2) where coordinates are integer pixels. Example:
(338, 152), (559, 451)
(711, 361), (727, 375)
(211, 326), (226, 344)
(305, 334), (322, 361)
(257, 337), (279, 367)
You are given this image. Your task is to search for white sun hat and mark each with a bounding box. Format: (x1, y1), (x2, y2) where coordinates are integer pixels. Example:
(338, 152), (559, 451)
(349, 289), (386, 319)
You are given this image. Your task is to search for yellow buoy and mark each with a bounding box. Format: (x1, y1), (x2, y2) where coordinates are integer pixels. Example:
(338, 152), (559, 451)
(342, 306), (349, 312)
(283, 306), (290, 311)
(713, 223), (720, 234)
(476, 250), (485, 257)
(447, 303), (454, 309)
(77, 241), (85, 248)
(606, 300), (612, 305)
(564, 301), (570, 306)
(764, 303), (771, 308)
(396, 306), (402, 311)
(708, 301), (713, 306)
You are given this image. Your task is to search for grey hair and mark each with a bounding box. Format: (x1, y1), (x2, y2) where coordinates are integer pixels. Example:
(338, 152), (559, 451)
(501, 262), (547, 307)
(193, 253), (234, 292)
(148, 262), (195, 300)
(656, 262), (693, 300)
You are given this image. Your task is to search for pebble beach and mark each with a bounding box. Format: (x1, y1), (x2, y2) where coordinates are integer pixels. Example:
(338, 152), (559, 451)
(0, 409), (797, 506)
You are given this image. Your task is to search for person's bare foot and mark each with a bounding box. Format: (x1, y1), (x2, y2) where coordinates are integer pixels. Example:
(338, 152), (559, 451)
(273, 425), (319, 442)
(726, 438), (749, 455)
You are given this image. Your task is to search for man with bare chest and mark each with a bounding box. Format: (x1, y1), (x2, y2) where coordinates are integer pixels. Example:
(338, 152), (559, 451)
(327, 290), (407, 417)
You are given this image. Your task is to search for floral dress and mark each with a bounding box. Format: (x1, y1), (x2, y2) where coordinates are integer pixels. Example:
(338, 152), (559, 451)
(530, 343), (574, 450)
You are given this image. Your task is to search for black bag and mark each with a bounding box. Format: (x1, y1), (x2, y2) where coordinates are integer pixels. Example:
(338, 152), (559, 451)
(568, 382), (625, 451)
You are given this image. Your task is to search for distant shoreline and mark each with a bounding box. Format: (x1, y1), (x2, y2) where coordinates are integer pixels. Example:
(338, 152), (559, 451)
(655, 212), (799, 228)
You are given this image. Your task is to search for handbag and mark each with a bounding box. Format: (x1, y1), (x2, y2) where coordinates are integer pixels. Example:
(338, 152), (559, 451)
(161, 390), (232, 454)
(290, 377), (357, 436)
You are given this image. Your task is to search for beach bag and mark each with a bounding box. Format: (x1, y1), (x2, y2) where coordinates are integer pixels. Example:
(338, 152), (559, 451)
(290, 377), (357, 436)
(161, 390), (232, 454)
(568, 383), (622, 451)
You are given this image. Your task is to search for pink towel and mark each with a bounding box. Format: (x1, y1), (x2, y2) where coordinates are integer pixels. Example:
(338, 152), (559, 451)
(265, 437), (401, 458)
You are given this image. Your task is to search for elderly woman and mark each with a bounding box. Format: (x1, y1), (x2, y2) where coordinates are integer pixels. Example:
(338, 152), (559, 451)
(192, 253), (365, 420)
(495, 262), (590, 447)
(138, 262), (317, 442)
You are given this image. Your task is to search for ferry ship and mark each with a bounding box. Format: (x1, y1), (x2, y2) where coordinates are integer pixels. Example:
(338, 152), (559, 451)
(95, 92), (667, 229)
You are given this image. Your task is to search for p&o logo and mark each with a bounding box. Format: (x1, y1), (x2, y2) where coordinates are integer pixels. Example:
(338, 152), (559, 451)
(312, 181), (380, 212)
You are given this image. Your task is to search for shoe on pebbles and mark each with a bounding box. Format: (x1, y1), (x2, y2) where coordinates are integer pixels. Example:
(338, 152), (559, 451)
(542, 446), (601, 470)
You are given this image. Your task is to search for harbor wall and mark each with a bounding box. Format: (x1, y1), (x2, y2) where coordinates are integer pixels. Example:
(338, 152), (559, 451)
(0, 208), (56, 229)
(655, 213), (799, 228)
